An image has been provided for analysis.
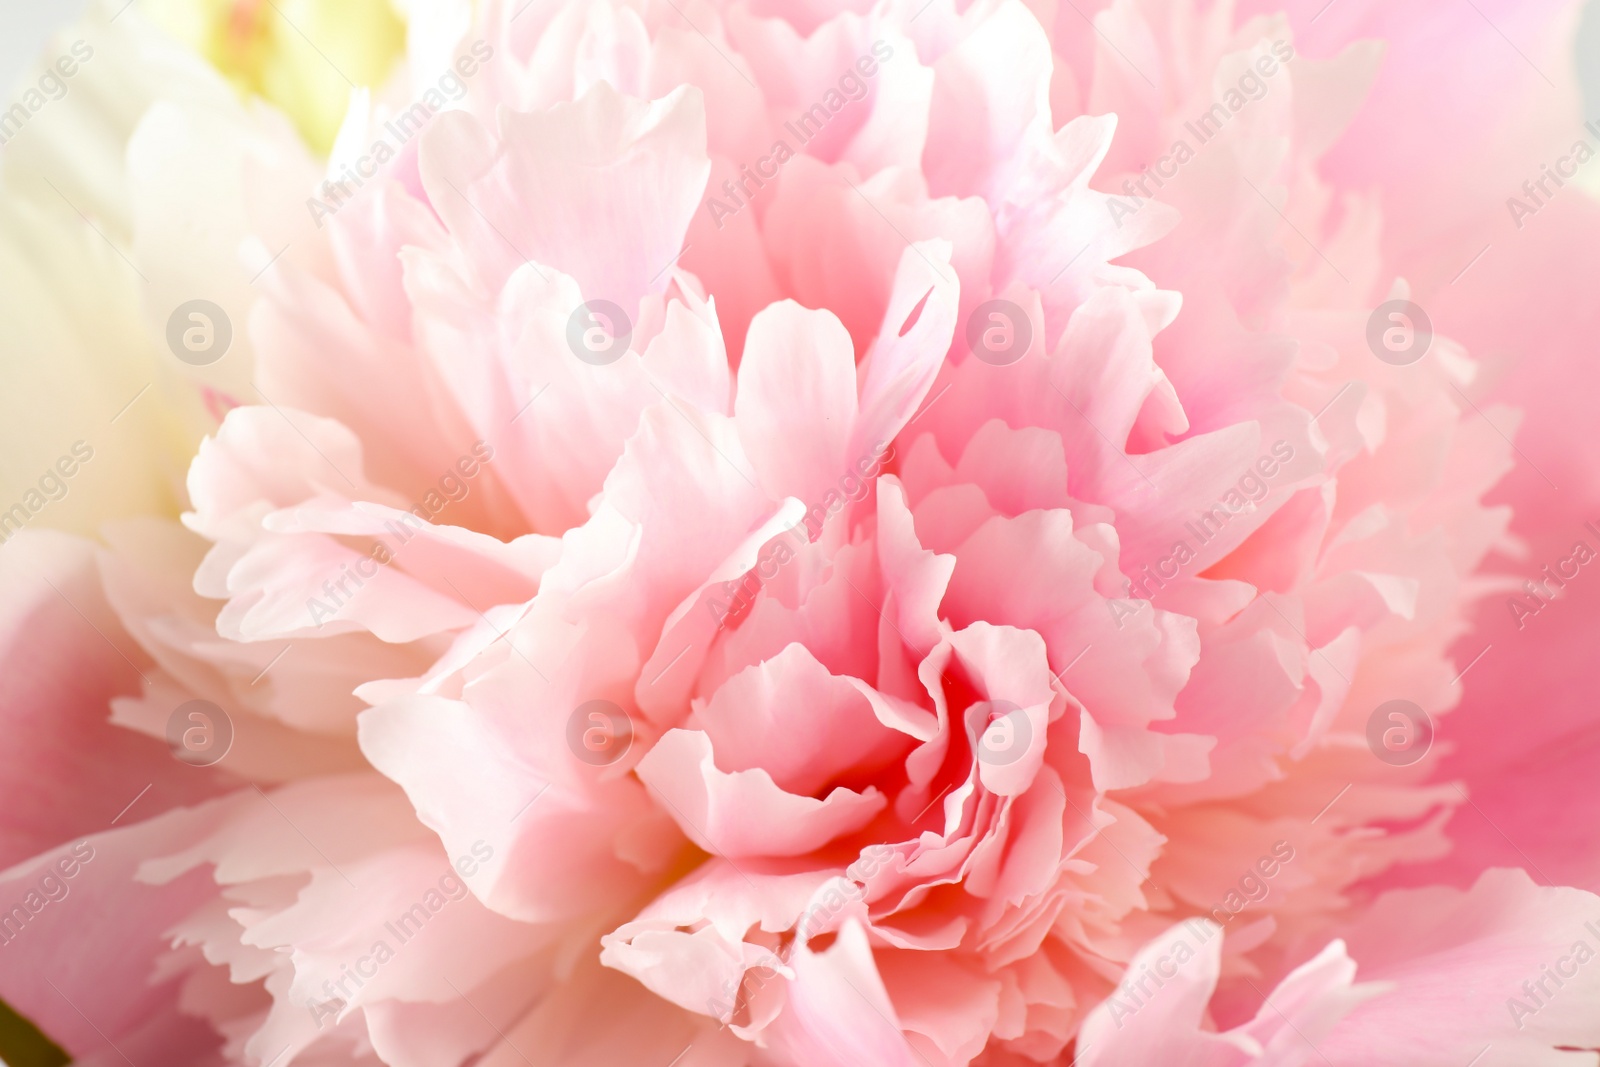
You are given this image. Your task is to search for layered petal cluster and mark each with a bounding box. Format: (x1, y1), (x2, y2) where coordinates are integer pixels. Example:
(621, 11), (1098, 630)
(3, 1), (1599, 1066)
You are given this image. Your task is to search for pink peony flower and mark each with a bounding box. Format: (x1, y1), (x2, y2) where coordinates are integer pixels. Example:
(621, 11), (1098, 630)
(4, 1), (1600, 1065)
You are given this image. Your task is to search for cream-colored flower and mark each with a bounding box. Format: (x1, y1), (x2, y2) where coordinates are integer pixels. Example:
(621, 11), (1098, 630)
(0, 5), (225, 540)
(140, 0), (407, 153)
(0, 0), (467, 545)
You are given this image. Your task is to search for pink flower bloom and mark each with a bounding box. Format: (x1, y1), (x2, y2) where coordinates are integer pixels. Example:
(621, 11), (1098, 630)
(4, 1), (1600, 1065)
